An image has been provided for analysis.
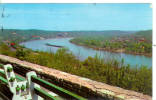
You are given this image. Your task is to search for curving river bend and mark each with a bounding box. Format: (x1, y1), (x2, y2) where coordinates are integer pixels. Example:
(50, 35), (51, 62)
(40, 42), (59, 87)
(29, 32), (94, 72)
(20, 38), (152, 67)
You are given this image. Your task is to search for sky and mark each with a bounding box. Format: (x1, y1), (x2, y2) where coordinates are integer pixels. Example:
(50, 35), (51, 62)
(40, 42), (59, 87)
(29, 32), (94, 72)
(0, 3), (152, 31)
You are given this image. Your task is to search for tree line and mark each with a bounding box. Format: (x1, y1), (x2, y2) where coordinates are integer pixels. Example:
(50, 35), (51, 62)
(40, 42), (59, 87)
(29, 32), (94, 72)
(0, 43), (152, 96)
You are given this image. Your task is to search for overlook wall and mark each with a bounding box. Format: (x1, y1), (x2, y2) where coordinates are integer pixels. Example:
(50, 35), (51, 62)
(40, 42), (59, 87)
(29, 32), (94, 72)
(0, 54), (152, 100)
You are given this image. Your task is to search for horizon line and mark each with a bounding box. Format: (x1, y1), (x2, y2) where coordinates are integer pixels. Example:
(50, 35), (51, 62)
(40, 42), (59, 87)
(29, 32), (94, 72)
(2, 28), (152, 32)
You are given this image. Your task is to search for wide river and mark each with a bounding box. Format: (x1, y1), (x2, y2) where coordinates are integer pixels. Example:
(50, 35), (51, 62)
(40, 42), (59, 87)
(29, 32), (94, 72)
(20, 38), (152, 67)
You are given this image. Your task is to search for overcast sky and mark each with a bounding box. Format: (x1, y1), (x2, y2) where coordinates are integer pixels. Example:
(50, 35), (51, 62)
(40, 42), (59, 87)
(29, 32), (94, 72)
(0, 3), (152, 31)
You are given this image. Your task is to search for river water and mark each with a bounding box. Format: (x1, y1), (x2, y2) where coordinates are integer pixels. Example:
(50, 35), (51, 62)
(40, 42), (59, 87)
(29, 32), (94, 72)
(20, 38), (152, 67)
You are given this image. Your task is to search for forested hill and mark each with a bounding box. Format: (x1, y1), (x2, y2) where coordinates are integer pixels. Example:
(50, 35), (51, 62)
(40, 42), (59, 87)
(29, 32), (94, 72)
(67, 30), (137, 37)
(0, 29), (152, 95)
(0, 29), (59, 43)
(0, 29), (136, 43)
(70, 29), (152, 56)
(132, 30), (152, 42)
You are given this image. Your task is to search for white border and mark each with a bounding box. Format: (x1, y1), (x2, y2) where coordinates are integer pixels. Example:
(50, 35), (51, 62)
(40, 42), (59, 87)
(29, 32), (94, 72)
(0, 0), (155, 99)
(0, 0), (153, 3)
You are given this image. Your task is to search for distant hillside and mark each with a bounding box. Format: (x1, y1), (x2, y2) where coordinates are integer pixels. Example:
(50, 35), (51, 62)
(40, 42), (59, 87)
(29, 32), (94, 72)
(132, 30), (152, 42)
(67, 30), (136, 37)
(0, 29), (138, 43)
(0, 29), (59, 43)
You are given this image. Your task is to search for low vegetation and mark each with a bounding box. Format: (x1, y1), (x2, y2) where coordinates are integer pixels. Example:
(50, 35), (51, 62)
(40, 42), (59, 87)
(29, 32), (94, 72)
(0, 43), (152, 95)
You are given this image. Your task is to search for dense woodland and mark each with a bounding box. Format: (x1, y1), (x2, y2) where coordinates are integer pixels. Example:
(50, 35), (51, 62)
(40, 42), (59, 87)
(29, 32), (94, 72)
(0, 29), (60, 43)
(70, 30), (152, 56)
(0, 29), (152, 96)
(0, 29), (136, 43)
(0, 43), (152, 96)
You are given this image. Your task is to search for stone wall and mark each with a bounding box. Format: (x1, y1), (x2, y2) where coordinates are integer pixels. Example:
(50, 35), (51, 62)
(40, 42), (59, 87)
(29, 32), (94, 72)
(0, 54), (152, 100)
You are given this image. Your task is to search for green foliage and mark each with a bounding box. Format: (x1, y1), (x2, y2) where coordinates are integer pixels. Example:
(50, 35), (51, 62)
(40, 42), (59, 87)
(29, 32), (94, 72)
(9, 77), (15, 82)
(70, 30), (152, 56)
(0, 29), (134, 44)
(134, 30), (152, 42)
(21, 84), (26, 91)
(0, 43), (16, 56)
(0, 43), (152, 95)
(16, 85), (20, 91)
(0, 29), (152, 95)
(0, 29), (60, 43)
(26, 82), (29, 88)
(15, 48), (28, 60)
(7, 67), (13, 72)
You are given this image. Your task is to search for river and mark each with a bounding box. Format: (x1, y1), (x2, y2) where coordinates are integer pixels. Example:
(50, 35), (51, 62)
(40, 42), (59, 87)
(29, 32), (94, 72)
(20, 38), (152, 67)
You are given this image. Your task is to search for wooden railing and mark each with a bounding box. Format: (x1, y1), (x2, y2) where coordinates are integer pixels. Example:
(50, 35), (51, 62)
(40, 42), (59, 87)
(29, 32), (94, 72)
(0, 64), (87, 100)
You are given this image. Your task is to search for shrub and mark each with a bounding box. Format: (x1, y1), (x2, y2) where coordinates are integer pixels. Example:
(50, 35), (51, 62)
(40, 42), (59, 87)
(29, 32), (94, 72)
(21, 85), (26, 91)
(7, 67), (13, 72)
(16, 85), (20, 91)
(9, 77), (15, 82)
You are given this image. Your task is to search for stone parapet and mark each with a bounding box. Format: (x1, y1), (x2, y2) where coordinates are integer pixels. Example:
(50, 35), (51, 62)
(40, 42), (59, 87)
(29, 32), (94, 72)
(0, 54), (152, 100)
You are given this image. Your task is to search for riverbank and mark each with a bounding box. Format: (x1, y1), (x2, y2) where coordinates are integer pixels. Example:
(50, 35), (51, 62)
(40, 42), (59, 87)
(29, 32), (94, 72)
(20, 37), (152, 67)
(70, 40), (152, 57)
(20, 36), (73, 44)
(0, 43), (152, 96)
